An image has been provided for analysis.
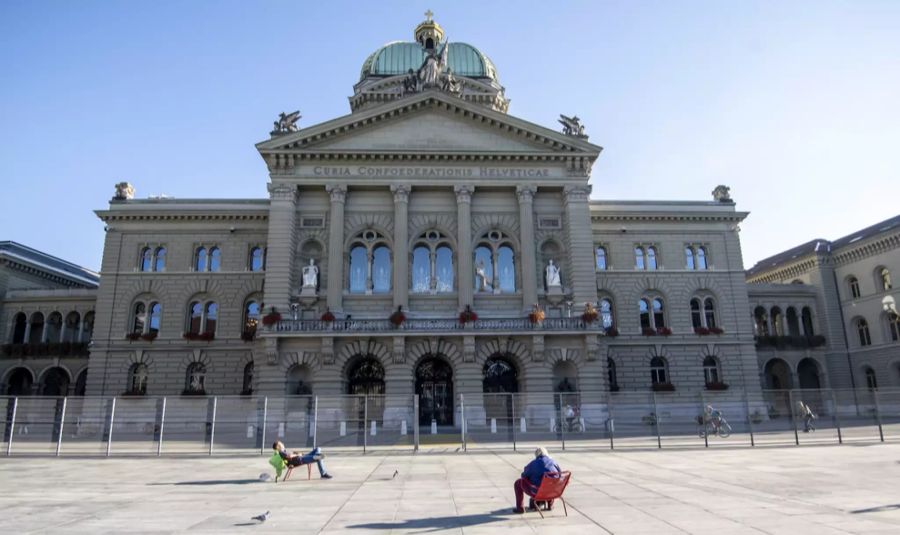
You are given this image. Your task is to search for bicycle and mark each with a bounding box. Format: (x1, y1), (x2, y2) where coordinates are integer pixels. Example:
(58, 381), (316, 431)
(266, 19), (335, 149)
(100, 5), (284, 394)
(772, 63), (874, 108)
(698, 415), (732, 438)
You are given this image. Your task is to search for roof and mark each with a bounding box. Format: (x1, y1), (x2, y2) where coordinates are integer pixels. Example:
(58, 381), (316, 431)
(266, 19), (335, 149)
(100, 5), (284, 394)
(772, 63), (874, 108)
(0, 241), (100, 288)
(747, 213), (900, 277)
(360, 41), (498, 82)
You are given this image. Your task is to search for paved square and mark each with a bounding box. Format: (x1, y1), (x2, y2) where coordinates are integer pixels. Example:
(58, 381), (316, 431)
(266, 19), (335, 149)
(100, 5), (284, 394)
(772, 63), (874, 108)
(2, 444), (899, 534)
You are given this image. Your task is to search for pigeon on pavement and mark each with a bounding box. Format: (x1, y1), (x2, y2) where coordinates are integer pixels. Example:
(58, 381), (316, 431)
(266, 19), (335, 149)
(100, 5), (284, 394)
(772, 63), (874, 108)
(392, 470), (399, 479)
(252, 511), (270, 523)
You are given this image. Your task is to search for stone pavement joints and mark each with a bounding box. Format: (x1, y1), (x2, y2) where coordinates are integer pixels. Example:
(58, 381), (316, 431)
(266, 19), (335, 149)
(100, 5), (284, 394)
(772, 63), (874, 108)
(1, 444), (900, 534)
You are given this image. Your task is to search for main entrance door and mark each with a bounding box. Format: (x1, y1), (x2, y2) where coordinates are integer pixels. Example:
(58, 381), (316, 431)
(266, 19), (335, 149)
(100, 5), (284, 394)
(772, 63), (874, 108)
(415, 357), (453, 425)
(482, 355), (519, 421)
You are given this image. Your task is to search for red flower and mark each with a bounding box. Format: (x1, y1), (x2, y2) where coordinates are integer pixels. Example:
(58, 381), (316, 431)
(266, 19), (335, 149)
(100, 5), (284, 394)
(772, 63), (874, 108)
(642, 327), (657, 336)
(694, 327), (710, 336)
(657, 327), (672, 336)
(459, 306), (478, 324)
(261, 310), (282, 326)
(321, 310), (336, 322)
(709, 327), (725, 335)
(389, 306), (406, 326)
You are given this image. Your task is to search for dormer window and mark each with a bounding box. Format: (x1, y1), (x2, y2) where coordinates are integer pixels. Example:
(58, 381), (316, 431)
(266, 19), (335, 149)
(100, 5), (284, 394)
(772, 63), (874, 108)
(425, 38), (434, 49)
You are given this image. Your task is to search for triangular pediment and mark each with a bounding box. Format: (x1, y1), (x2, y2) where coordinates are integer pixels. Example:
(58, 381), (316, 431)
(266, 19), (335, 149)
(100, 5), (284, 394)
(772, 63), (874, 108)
(256, 91), (602, 157)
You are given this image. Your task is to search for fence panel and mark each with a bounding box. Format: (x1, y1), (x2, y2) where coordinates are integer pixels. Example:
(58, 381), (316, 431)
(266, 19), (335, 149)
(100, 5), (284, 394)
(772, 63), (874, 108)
(792, 389), (841, 445)
(364, 395), (415, 451)
(876, 389), (900, 442)
(108, 396), (159, 454)
(464, 393), (517, 451)
(833, 389), (881, 443)
(155, 396), (210, 454)
(555, 391), (610, 450)
(607, 392), (657, 449)
(1, 397), (15, 454)
(749, 390), (797, 446)
(8, 397), (65, 454)
(209, 396), (264, 454)
(264, 396), (315, 451)
(58, 397), (109, 455)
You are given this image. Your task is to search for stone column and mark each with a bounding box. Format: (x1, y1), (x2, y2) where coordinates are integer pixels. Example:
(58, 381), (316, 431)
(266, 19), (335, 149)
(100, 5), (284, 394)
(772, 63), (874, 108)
(455, 186), (474, 311)
(262, 183), (299, 314)
(391, 185), (410, 311)
(516, 185), (538, 312)
(563, 185), (599, 306)
(325, 185), (347, 315)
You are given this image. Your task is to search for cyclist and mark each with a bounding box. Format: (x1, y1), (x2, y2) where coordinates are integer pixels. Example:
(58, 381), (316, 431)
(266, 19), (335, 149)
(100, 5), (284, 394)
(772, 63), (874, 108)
(797, 401), (817, 432)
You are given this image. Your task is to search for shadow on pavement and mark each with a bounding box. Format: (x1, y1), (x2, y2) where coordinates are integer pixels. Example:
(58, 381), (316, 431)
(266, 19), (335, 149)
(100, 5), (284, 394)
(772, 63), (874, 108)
(851, 504), (900, 514)
(348, 509), (511, 531)
(148, 479), (263, 486)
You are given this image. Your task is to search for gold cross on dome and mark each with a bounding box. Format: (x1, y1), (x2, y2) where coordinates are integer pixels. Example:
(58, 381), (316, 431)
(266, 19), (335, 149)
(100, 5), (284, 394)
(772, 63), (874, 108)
(424, 9), (434, 22)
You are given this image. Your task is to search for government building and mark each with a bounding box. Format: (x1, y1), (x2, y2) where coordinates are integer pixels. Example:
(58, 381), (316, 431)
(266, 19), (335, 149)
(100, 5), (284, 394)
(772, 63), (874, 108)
(1, 15), (898, 429)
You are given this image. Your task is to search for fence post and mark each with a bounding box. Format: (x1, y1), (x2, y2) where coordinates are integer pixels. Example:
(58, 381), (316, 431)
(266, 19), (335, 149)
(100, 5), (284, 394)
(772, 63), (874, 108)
(259, 397), (268, 455)
(558, 393), (566, 451)
(459, 394), (466, 452)
(209, 397), (218, 455)
(873, 389), (884, 443)
(106, 396), (117, 457)
(788, 390), (799, 446)
(607, 392), (614, 451)
(312, 396), (319, 449)
(652, 392), (661, 449)
(510, 393), (517, 452)
(743, 388), (755, 447)
(56, 397), (67, 457)
(700, 391), (708, 448)
(413, 395), (419, 452)
(158, 397), (167, 456)
(830, 390), (842, 444)
(363, 394), (368, 454)
(7, 397), (18, 456)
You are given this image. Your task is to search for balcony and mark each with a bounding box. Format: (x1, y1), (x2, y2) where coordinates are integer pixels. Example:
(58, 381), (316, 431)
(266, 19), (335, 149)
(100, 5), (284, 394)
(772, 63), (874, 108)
(1, 342), (90, 358)
(266, 317), (607, 336)
(754, 335), (826, 350)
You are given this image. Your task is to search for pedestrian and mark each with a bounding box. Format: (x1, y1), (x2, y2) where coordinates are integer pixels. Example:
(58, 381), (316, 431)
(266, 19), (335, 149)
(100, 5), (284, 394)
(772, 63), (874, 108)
(513, 446), (561, 514)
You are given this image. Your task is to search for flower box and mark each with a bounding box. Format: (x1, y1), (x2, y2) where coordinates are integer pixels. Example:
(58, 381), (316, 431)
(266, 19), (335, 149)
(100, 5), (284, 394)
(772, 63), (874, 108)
(694, 326), (710, 336)
(183, 332), (214, 342)
(657, 327), (672, 336)
(458, 306), (478, 325)
(651, 382), (676, 392)
(126, 332), (142, 341)
(121, 390), (146, 397)
(709, 327), (724, 335)
(642, 327), (657, 336)
(321, 310), (335, 322)
(705, 381), (729, 391)
(181, 389), (207, 396)
(140, 332), (158, 342)
(605, 327), (619, 337)
(261, 310), (282, 326)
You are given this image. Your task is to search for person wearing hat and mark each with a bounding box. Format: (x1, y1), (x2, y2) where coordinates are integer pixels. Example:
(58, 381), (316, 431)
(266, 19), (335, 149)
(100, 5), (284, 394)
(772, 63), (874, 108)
(513, 446), (561, 514)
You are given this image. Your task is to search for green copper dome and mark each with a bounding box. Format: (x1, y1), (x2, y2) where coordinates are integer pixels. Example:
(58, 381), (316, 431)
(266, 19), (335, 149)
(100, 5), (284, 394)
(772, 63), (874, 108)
(359, 41), (499, 83)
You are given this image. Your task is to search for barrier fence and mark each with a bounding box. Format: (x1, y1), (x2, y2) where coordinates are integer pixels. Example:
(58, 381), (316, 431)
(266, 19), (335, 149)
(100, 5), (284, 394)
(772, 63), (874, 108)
(2, 388), (899, 456)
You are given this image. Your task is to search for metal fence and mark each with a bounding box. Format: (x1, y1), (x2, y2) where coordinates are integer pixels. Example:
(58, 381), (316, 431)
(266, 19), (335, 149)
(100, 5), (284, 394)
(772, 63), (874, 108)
(2, 388), (899, 456)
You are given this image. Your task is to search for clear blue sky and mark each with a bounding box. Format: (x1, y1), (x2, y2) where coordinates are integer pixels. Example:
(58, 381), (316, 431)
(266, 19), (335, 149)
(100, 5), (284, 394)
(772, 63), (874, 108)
(2, 0), (898, 272)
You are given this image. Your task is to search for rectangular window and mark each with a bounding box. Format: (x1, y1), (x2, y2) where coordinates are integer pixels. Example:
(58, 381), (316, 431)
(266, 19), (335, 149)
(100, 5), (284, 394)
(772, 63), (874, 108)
(300, 216), (325, 228)
(537, 216), (562, 230)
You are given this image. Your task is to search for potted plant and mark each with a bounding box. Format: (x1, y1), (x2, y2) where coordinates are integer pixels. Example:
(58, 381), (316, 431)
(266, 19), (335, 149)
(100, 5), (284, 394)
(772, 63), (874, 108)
(694, 326), (710, 335)
(389, 306), (406, 327)
(321, 309), (336, 322)
(581, 302), (598, 324)
(709, 326), (724, 335)
(458, 305), (478, 325)
(528, 304), (545, 324)
(642, 327), (657, 336)
(261, 307), (282, 327)
(657, 326), (672, 336)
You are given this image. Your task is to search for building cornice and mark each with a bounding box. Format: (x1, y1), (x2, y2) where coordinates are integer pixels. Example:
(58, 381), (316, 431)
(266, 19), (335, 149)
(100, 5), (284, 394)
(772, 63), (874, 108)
(746, 256), (820, 283)
(95, 211), (269, 223)
(832, 232), (900, 267)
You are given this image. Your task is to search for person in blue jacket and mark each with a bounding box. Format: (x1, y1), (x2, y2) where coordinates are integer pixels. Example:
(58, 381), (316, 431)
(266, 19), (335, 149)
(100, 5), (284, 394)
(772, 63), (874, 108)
(513, 446), (561, 513)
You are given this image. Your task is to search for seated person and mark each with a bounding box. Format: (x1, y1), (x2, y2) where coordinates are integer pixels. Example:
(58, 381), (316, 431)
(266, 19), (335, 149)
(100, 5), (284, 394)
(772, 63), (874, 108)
(272, 440), (332, 479)
(513, 446), (561, 514)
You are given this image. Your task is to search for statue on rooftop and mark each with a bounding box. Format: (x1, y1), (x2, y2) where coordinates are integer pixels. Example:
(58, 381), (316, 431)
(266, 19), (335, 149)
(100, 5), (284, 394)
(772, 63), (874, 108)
(271, 111), (301, 135)
(712, 185), (732, 202)
(559, 114), (587, 138)
(113, 182), (134, 201)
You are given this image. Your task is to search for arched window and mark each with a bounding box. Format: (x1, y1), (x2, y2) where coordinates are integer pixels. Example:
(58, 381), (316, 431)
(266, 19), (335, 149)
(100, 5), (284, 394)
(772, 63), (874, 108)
(652, 298), (665, 328)
(848, 276), (861, 299)
(45, 312), (63, 344)
(770, 307), (784, 336)
(703, 356), (720, 385)
(204, 302), (217, 334)
(696, 247), (707, 270)
(639, 298), (651, 329)
(132, 303), (146, 334)
(599, 298), (614, 329)
(411, 230), (454, 294)
(685, 247), (695, 270)
(754, 306), (769, 336)
(148, 302), (161, 334)
(188, 302), (203, 334)
(888, 312), (900, 342)
(482, 355), (519, 393)
(40, 367), (70, 396)
(346, 357), (384, 396)
(185, 362), (207, 394)
(140, 248), (153, 272)
(208, 247), (221, 272)
(607, 357), (618, 391)
(650, 357), (668, 385)
(244, 301), (260, 336)
(634, 246), (645, 270)
(249, 247), (265, 271)
(154, 247), (166, 272)
(185, 301), (216, 336)
(786, 307), (801, 336)
(690, 298), (702, 328)
(63, 312), (80, 343)
(347, 230), (392, 294)
(474, 230), (516, 294)
(647, 247), (658, 270)
(864, 366), (878, 390)
(195, 247), (208, 272)
(128, 364), (148, 395)
(81, 311), (95, 343)
(638, 296), (666, 331)
(28, 312), (44, 344)
(879, 268), (892, 291)
(242, 362), (254, 395)
(704, 298), (717, 329)
(74, 369), (87, 396)
(595, 246), (608, 271)
(11, 312), (26, 344)
(801, 307), (815, 336)
(856, 318), (872, 346)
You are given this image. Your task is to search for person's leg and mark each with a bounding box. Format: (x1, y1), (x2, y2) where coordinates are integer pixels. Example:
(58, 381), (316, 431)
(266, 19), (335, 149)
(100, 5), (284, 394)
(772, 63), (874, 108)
(513, 478), (526, 512)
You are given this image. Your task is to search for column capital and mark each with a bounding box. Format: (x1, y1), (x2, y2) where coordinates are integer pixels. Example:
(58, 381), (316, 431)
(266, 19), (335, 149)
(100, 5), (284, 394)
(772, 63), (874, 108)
(390, 184), (411, 203)
(267, 182), (298, 202)
(454, 185), (474, 203)
(563, 184), (592, 202)
(516, 185), (537, 203)
(325, 184), (347, 203)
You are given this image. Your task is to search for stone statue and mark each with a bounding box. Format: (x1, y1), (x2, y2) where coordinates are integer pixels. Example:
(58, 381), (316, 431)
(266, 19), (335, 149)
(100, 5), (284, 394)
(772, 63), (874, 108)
(475, 260), (491, 292)
(558, 114), (587, 138)
(712, 185), (732, 202)
(402, 69), (418, 94)
(113, 182), (134, 201)
(545, 259), (562, 288)
(302, 258), (319, 289)
(271, 110), (301, 135)
(418, 50), (442, 89)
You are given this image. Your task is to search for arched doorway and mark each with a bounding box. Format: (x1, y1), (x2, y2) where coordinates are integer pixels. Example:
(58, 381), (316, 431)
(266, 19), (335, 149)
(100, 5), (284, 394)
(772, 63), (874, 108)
(415, 356), (453, 425)
(6, 368), (33, 395)
(552, 360), (578, 409)
(483, 355), (519, 420)
(347, 356), (386, 431)
(74, 369), (88, 396)
(286, 364), (312, 396)
(797, 358), (821, 389)
(764, 358), (792, 390)
(40, 367), (70, 396)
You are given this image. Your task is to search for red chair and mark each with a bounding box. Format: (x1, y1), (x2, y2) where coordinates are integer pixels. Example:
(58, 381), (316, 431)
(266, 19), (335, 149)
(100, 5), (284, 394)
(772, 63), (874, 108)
(284, 462), (312, 481)
(531, 471), (572, 518)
